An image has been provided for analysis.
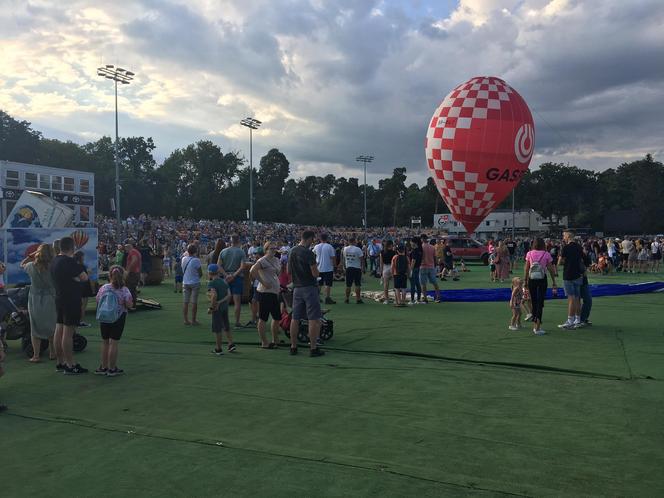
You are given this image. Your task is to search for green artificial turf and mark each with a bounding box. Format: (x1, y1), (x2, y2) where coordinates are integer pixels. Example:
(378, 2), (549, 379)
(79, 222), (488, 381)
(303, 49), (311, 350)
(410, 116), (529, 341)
(1, 264), (663, 497)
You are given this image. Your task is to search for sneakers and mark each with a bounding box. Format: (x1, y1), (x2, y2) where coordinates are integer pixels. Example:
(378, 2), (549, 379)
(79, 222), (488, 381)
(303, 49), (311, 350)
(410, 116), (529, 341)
(107, 367), (124, 377)
(356, 299), (364, 304)
(508, 325), (519, 331)
(558, 321), (575, 330)
(55, 363), (66, 372)
(309, 348), (325, 357)
(289, 347), (298, 355)
(64, 364), (88, 375)
(525, 314), (533, 322)
(227, 343), (237, 352)
(533, 329), (546, 335)
(78, 322), (91, 328)
(94, 366), (108, 375)
(324, 297), (336, 305)
(211, 348), (224, 356)
(245, 321), (257, 328)
(344, 299), (349, 304)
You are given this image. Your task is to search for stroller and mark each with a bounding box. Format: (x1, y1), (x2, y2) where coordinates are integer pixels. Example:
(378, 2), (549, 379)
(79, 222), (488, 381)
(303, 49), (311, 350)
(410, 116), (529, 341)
(278, 286), (334, 344)
(0, 286), (88, 358)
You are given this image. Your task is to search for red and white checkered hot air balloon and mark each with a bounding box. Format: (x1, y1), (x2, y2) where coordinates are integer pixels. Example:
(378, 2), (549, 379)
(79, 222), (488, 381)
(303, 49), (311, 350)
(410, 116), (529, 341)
(425, 76), (535, 234)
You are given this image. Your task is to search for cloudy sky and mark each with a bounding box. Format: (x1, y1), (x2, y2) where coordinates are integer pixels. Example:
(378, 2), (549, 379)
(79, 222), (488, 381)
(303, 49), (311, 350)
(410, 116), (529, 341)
(1, 0), (663, 186)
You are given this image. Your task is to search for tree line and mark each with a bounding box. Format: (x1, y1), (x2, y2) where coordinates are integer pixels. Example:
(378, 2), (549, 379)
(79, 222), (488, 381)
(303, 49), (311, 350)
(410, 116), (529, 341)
(1, 110), (663, 231)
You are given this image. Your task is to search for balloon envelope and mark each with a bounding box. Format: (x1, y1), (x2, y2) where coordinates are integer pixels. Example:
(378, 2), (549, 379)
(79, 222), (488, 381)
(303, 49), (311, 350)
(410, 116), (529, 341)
(425, 76), (534, 233)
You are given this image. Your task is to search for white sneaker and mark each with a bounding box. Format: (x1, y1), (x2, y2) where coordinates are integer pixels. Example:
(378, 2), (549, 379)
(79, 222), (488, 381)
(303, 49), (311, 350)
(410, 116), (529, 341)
(508, 325), (519, 331)
(558, 321), (574, 329)
(533, 329), (546, 335)
(525, 313), (533, 321)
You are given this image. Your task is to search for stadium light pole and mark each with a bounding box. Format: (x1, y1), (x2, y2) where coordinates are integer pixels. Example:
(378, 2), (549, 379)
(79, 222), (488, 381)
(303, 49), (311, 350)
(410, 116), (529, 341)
(97, 64), (134, 242)
(356, 155), (374, 240)
(240, 117), (262, 238)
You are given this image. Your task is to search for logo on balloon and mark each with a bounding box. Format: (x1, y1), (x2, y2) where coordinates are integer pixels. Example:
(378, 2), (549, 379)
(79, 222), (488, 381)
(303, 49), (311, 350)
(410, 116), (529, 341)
(514, 123), (534, 164)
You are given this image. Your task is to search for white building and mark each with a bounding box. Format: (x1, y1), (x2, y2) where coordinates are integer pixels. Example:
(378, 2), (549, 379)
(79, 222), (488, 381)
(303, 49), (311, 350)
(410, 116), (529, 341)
(433, 209), (568, 237)
(0, 160), (95, 225)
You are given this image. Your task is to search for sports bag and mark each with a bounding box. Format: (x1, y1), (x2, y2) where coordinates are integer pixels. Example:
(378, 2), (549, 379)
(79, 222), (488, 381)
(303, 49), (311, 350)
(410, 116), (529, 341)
(96, 288), (122, 324)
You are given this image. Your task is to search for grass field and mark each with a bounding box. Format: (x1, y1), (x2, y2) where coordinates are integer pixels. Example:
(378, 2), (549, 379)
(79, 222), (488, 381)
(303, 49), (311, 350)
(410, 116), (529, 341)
(1, 264), (663, 497)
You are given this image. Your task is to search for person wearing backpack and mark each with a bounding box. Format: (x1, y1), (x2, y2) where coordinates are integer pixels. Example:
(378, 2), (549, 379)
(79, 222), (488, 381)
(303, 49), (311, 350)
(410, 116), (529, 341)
(95, 266), (133, 376)
(524, 238), (558, 336)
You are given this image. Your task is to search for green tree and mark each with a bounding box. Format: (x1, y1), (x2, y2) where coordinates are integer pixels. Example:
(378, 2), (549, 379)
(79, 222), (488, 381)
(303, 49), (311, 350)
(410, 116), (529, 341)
(0, 110), (42, 163)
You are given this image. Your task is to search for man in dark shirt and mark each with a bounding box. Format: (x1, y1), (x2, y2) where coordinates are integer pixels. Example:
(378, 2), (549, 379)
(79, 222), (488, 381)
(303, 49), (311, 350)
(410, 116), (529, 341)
(287, 230), (324, 357)
(51, 236), (89, 374)
(505, 238), (516, 272)
(558, 231), (584, 329)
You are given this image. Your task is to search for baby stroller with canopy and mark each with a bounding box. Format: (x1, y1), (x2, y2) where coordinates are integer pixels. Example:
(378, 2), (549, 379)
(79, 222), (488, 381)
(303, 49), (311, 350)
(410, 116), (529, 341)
(0, 286), (88, 357)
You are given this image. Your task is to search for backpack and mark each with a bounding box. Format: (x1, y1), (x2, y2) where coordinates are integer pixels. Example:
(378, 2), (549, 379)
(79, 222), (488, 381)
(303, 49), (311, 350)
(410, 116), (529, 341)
(529, 254), (546, 280)
(96, 287), (122, 324)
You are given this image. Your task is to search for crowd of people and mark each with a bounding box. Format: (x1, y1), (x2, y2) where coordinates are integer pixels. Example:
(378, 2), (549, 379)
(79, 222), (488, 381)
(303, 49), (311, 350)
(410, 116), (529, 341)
(1, 213), (662, 413)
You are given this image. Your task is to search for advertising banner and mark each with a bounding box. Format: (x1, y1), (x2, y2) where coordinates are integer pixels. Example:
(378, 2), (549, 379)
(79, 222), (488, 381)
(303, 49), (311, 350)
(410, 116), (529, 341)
(1, 228), (98, 285)
(2, 190), (74, 229)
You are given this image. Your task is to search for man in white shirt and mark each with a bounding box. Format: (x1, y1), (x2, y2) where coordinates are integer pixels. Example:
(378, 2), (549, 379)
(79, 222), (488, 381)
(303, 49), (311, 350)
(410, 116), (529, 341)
(651, 239), (661, 273)
(342, 237), (365, 304)
(313, 233), (337, 304)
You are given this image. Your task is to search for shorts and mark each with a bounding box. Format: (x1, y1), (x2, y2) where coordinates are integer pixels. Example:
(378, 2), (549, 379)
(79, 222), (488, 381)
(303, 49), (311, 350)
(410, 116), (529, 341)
(563, 277), (583, 298)
(382, 267), (392, 280)
(292, 285), (322, 321)
(229, 276), (244, 295)
(419, 267), (437, 285)
(490, 264), (496, 271)
(444, 260), (453, 270)
(183, 283), (201, 304)
(394, 274), (407, 289)
(211, 308), (230, 333)
(652, 252), (661, 261)
(258, 292), (281, 321)
(252, 286), (259, 301)
(345, 267), (362, 287)
(100, 313), (127, 341)
(319, 271), (334, 287)
(55, 297), (82, 326)
(175, 275), (183, 283)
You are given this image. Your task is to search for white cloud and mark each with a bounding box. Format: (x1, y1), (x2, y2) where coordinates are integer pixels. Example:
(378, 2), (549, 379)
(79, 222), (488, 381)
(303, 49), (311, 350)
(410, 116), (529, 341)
(0, 0), (663, 187)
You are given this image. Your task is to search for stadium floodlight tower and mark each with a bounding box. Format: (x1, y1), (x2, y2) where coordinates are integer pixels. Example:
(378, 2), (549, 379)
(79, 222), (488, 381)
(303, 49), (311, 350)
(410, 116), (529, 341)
(355, 155), (374, 240)
(97, 64), (134, 241)
(240, 117), (262, 238)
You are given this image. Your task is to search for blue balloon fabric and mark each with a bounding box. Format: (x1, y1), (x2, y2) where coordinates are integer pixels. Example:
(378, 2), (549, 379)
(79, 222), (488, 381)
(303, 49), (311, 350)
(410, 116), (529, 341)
(426, 282), (664, 302)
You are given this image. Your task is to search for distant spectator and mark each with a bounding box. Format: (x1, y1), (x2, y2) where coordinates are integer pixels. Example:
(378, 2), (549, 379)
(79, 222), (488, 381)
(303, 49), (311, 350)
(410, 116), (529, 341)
(342, 237), (365, 304)
(379, 240), (395, 304)
(181, 244), (202, 326)
(219, 235), (247, 328)
(313, 233), (336, 305)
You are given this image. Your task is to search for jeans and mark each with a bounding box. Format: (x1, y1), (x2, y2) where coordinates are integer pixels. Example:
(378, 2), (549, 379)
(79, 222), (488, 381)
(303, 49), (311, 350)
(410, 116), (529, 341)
(410, 268), (422, 301)
(580, 281), (592, 322)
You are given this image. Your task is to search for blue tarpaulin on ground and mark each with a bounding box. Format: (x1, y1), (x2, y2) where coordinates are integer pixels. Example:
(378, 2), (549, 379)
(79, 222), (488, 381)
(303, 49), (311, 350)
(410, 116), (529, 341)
(426, 282), (664, 302)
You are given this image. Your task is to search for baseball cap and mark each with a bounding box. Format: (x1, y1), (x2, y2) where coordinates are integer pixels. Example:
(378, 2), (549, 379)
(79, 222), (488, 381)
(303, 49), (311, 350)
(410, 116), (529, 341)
(207, 263), (219, 273)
